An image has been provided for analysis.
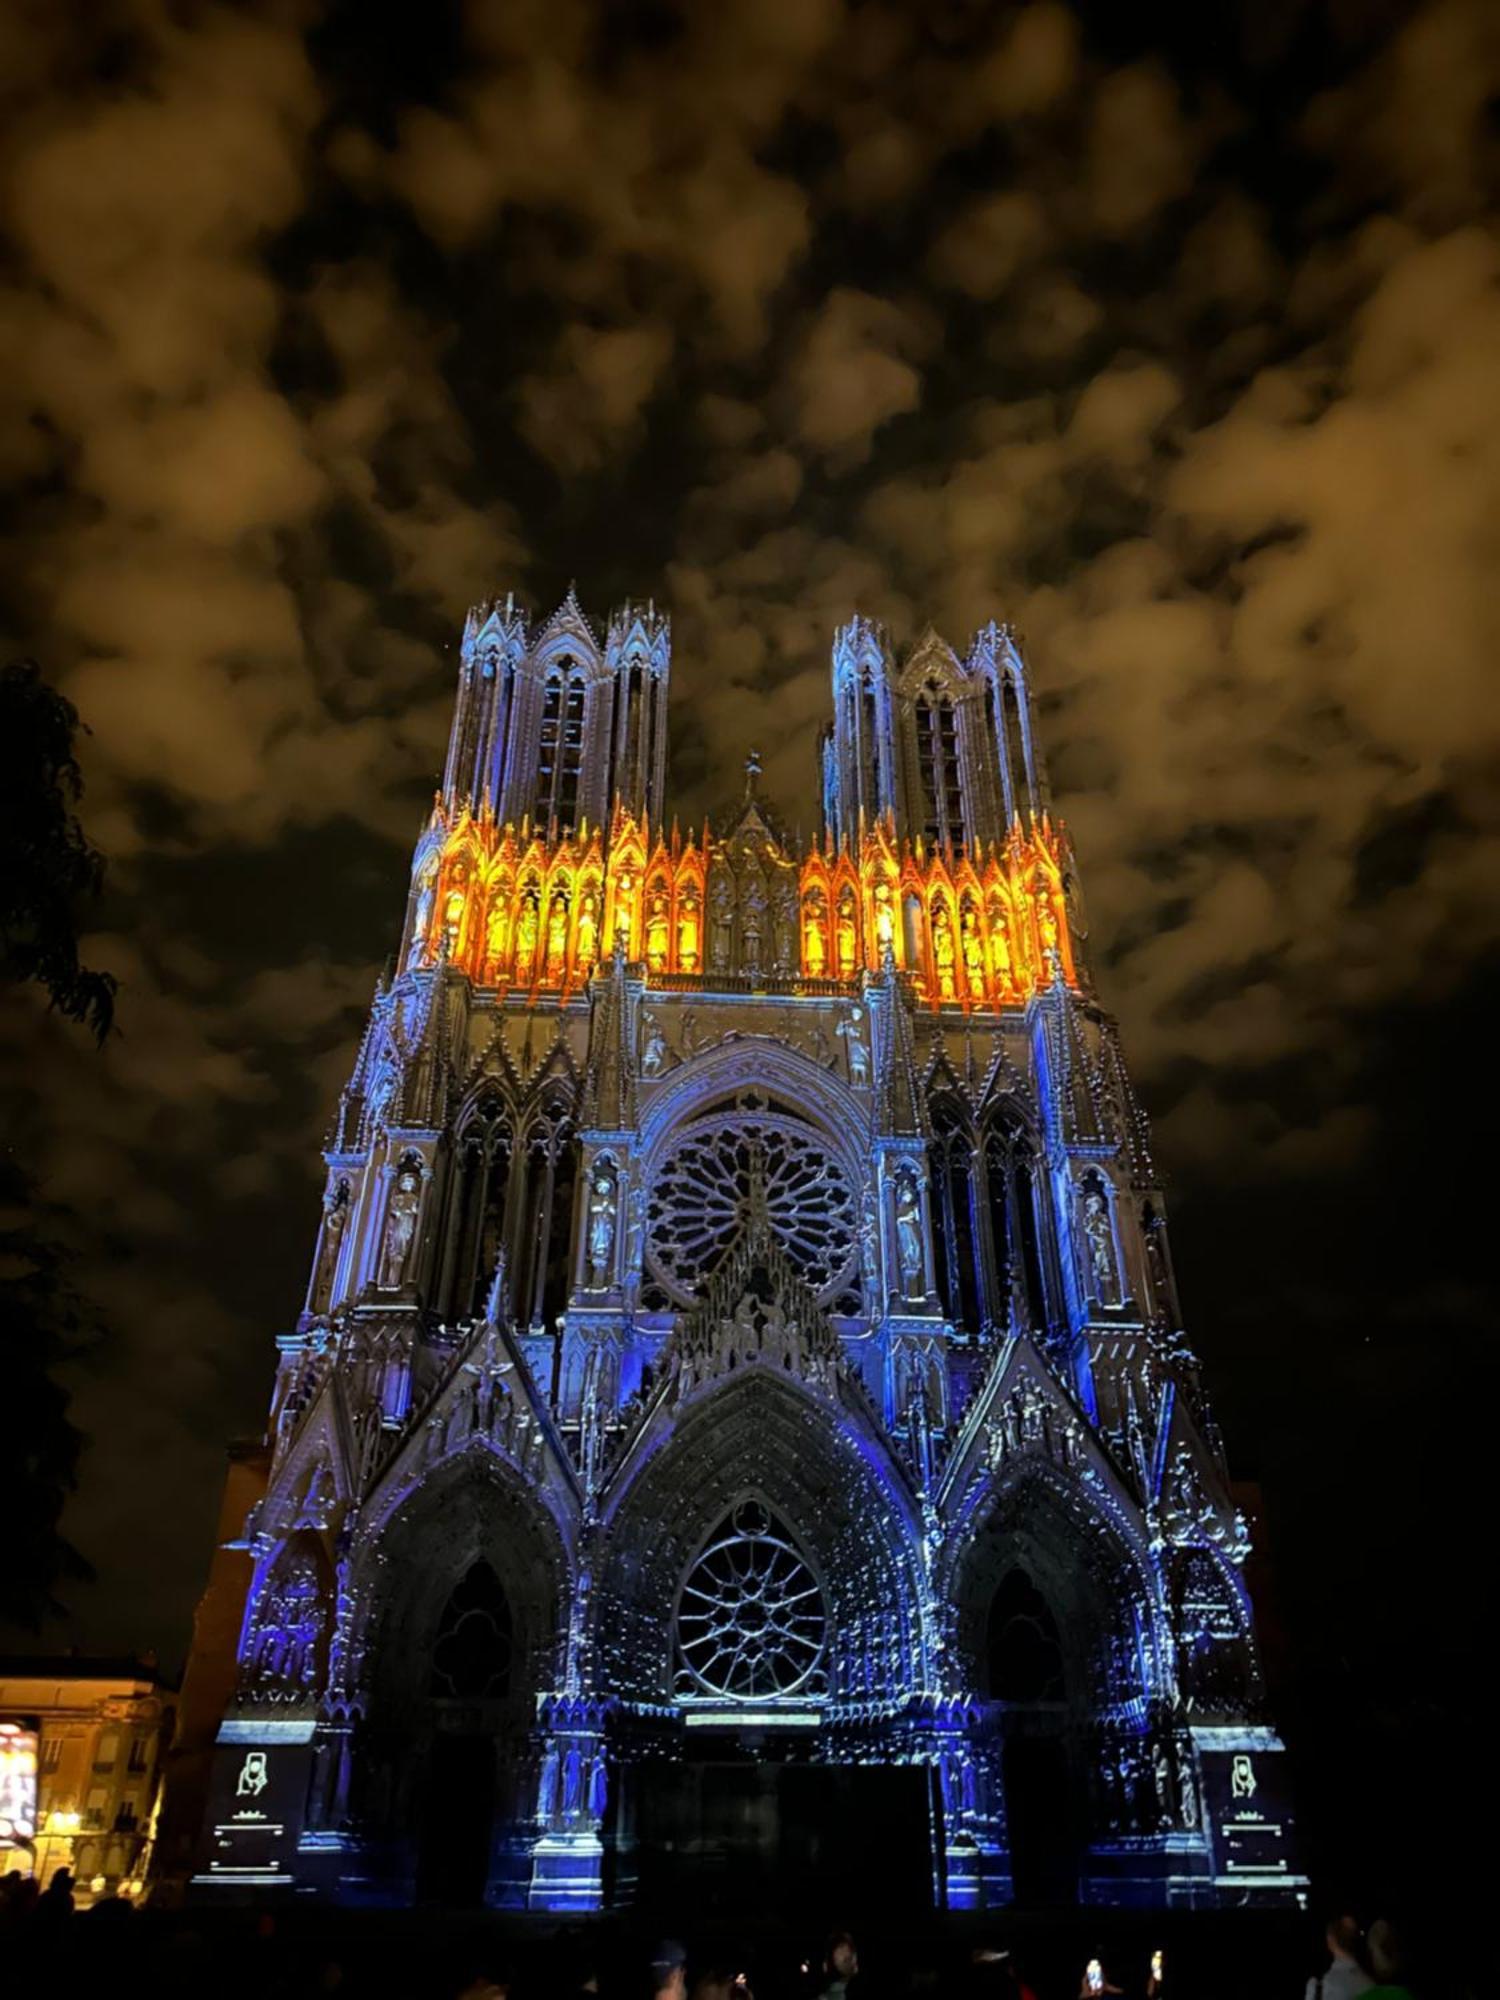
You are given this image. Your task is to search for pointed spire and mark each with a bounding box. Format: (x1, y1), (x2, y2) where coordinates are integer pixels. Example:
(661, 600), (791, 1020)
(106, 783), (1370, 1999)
(585, 939), (636, 1131)
(869, 947), (925, 1138)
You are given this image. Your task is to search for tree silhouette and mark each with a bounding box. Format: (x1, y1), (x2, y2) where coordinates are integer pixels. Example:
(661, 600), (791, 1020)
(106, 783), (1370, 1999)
(1, 658), (114, 1626)
(1, 658), (116, 1041)
(0, 1157), (99, 1625)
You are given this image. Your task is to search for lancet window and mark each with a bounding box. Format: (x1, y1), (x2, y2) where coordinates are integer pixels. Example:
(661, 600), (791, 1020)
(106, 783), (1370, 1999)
(929, 1097), (984, 1336)
(986, 660), (1040, 823)
(515, 1101), (579, 1333)
(987, 1567), (1066, 1703)
(914, 688), (965, 850)
(440, 1097), (513, 1320)
(982, 1121), (1049, 1333)
(538, 661), (588, 832)
(429, 1560), (514, 1701)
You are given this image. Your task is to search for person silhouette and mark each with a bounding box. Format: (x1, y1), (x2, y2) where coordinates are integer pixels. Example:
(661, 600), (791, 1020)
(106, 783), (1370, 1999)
(33, 1868), (75, 1923)
(1306, 1915), (1373, 2000)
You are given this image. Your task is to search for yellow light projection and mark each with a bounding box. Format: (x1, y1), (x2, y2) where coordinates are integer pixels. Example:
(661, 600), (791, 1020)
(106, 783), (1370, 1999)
(411, 805), (1077, 1009)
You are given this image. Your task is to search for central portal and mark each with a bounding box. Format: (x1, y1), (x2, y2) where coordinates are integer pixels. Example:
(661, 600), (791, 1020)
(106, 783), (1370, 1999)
(627, 1758), (933, 1918)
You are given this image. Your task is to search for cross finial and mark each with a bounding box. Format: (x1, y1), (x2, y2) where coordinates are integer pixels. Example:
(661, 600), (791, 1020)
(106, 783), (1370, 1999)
(744, 748), (762, 797)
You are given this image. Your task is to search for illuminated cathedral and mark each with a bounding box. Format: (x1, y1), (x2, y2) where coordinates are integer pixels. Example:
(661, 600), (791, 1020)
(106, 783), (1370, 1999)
(193, 590), (1301, 1910)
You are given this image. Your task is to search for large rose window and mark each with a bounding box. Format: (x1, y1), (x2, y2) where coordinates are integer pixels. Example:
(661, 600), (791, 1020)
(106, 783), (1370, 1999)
(645, 1112), (858, 1307)
(676, 1501), (829, 1701)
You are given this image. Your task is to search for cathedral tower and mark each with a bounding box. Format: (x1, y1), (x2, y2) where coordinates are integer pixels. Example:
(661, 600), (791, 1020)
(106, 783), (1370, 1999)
(185, 593), (1302, 1913)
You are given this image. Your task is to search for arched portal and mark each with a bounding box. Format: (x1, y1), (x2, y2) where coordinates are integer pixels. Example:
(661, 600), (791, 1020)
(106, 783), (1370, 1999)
(953, 1466), (1164, 1907)
(347, 1456), (568, 1908)
(596, 1371), (932, 1917)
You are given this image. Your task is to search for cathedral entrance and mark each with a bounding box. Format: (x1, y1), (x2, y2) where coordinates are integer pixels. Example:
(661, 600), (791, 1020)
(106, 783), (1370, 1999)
(989, 1566), (1083, 1906)
(1001, 1727), (1080, 1906)
(415, 1731), (496, 1906)
(627, 1755), (932, 1918)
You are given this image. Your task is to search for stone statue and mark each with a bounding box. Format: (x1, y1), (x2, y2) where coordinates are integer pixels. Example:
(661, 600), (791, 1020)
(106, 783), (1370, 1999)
(709, 875), (733, 971)
(515, 892), (539, 975)
(545, 891), (569, 980)
(641, 1014), (668, 1076)
(838, 1016), (869, 1084)
(1036, 889), (1061, 969)
(612, 871), (635, 954)
(761, 1298), (787, 1352)
(677, 888), (700, 971)
(575, 889), (599, 968)
(588, 1751), (608, 1821)
(836, 892), (858, 974)
(441, 888), (465, 957)
(989, 909), (1012, 985)
(379, 1165), (422, 1289)
(486, 896), (511, 977)
(537, 1745), (560, 1825)
(646, 891), (670, 970)
(932, 907), (957, 999)
(895, 1176), (924, 1297)
(741, 881), (765, 972)
(773, 884), (797, 973)
(961, 910), (985, 994)
(313, 1184), (347, 1309)
(1083, 1190), (1118, 1302)
(587, 1171), (616, 1287)
(408, 869), (436, 967)
(873, 882), (895, 954)
(803, 899), (827, 977)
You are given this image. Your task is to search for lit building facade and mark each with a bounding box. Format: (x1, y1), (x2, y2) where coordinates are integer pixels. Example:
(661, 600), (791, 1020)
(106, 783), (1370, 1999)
(0, 1657), (171, 1901)
(191, 592), (1301, 1909)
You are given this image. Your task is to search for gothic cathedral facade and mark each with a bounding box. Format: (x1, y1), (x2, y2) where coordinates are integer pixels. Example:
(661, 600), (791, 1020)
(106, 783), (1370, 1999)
(193, 591), (1301, 1910)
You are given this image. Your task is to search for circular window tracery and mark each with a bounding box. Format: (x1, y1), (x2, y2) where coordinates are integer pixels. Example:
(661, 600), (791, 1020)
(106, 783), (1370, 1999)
(646, 1112), (858, 1307)
(675, 1500), (829, 1701)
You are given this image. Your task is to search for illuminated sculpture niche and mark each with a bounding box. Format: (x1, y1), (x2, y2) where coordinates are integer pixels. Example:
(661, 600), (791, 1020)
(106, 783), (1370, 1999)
(404, 805), (1077, 1007)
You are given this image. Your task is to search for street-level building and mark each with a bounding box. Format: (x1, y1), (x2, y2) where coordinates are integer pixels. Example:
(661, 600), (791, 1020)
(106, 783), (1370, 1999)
(0, 1656), (171, 1901)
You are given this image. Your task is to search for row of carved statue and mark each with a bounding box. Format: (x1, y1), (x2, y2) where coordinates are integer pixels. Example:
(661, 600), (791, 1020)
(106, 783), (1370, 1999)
(404, 809), (1080, 1004)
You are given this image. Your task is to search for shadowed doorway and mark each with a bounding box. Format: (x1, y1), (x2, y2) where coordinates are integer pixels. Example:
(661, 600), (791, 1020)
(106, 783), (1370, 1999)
(629, 1755), (932, 1918)
(416, 1730), (496, 1905)
(415, 1560), (512, 1905)
(989, 1567), (1082, 1906)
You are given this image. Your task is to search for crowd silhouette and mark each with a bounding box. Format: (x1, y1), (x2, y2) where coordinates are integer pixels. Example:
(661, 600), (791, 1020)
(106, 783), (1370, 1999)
(0, 1886), (1439, 2000)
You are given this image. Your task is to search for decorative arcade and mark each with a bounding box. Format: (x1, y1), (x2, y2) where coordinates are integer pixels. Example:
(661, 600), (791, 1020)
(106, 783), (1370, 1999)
(188, 589), (1301, 1911)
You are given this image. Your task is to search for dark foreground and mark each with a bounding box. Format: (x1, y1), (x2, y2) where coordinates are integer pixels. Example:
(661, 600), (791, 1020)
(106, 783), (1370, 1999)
(0, 1903), (1457, 2000)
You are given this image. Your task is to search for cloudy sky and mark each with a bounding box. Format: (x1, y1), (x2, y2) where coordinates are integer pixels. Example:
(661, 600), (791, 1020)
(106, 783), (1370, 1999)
(1, 0), (1495, 1882)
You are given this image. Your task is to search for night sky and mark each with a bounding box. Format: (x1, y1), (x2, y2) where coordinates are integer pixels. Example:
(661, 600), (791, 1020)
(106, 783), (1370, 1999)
(1, 0), (1494, 1897)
